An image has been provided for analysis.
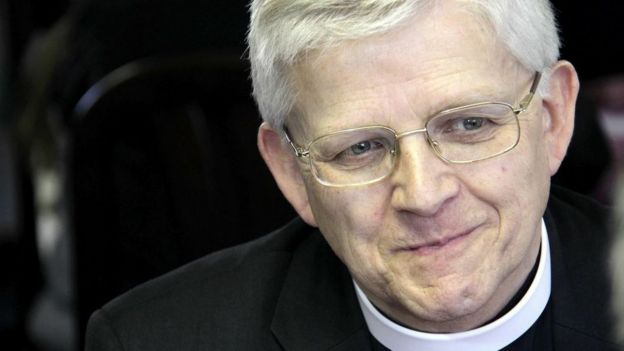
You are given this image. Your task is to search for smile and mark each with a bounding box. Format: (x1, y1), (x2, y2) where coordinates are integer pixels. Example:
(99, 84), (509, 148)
(400, 226), (479, 256)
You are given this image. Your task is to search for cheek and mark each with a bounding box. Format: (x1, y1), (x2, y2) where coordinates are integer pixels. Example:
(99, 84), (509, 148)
(305, 182), (392, 261)
(308, 180), (387, 226)
(459, 138), (548, 230)
(474, 139), (548, 251)
(483, 122), (550, 197)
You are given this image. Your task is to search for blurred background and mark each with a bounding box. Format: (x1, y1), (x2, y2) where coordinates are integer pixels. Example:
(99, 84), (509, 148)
(0, 0), (623, 350)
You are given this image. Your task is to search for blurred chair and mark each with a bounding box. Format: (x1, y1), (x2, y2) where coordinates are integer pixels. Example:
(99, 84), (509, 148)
(67, 53), (295, 344)
(612, 169), (624, 345)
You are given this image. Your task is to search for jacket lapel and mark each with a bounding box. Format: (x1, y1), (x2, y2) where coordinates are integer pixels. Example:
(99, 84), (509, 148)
(270, 231), (371, 351)
(544, 190), (618, 348)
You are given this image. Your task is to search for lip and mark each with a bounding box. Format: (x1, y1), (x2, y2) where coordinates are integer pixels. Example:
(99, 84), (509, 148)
(398, 225), (480, 256)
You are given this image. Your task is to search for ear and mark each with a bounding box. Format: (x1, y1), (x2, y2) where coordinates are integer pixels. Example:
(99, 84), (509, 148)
(541, 61), (579, 175)
(257, 122), (318, 227)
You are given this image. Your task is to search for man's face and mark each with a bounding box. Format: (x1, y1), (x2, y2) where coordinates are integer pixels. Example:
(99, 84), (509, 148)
(269, 2), (574, 332)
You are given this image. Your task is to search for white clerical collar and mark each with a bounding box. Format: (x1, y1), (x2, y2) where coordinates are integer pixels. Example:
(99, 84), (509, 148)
(355, 219), (551, 351)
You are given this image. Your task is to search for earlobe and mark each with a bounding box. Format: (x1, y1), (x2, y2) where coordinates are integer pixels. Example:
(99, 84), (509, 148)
(257, 123), (318, 227)
(541, 61), (579, 175)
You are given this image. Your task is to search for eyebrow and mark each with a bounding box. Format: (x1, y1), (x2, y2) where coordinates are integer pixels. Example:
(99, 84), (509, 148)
(428, 89), (508, 115)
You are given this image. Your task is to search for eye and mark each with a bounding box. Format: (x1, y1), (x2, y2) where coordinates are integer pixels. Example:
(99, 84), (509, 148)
(332, 138), (389, 169)
(429, 113), (500, 144)
(456, 117), (485, 131)
(349, 141), (374, 155)
(309, 128), (395, 169)
(339, 139), (386, 158)
(435, 116), (495, 135)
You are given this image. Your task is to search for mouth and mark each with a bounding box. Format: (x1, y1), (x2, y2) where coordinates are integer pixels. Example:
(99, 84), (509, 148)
(399, 226), (479, 256)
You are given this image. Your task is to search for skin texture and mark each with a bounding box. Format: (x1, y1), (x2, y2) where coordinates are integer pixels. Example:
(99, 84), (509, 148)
(258, 1), (578, 332)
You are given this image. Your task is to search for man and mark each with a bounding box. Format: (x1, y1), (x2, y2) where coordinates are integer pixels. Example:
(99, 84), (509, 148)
(85, 0), (621, 350)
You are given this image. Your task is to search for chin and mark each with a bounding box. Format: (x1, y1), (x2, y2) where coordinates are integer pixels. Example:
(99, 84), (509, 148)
(403, 280), (495, 328)
(426, 297), (484, 322)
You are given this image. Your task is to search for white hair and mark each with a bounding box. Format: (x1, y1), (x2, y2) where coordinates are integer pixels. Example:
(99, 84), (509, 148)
(247, 0), (560, 131)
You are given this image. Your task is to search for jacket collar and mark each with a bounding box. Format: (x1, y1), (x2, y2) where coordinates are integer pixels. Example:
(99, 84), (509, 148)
(270, 230), (371, 350)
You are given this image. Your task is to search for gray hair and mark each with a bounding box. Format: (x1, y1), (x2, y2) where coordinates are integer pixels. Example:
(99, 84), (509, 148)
(247, 0), (560, 131)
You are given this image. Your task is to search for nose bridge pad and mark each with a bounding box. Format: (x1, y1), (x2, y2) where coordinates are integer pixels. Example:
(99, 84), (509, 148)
(428, 137), (442, 156)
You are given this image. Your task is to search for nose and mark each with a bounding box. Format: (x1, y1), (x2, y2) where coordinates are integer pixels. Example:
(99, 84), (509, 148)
(389, 135), (460, 217)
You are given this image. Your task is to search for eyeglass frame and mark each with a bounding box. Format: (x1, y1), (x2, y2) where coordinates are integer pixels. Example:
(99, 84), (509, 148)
(283, 72), (543, 187)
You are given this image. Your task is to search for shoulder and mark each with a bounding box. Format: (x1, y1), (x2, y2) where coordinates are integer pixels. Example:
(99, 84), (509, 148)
(546, 185), (611, 260)
(85, 218), (320, 350)
(546, 185), (611, 267)
(547, 184), (609, 226)
(105, 217), (316, 308)
(545, 186), (621, 348)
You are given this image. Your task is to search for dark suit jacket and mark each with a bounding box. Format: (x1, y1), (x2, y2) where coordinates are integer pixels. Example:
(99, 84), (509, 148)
(85, 186), (622, 350)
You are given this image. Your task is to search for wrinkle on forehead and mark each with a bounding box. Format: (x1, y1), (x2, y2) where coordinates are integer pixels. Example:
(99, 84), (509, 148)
(288, 1), (528, 141)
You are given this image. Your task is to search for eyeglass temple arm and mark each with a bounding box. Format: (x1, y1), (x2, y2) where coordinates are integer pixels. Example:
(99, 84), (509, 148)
(515, 72), (542, 113)
(283, 127), (309, 158)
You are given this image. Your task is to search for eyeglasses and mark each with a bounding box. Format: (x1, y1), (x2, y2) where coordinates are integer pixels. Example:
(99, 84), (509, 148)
(285, 72), (542, 187)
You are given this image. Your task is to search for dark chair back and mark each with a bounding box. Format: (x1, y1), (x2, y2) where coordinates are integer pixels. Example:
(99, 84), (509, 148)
(68, 54), (295, 342)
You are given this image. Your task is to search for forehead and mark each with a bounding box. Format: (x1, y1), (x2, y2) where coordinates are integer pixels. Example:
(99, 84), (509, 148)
(289, 2), (522, 137)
